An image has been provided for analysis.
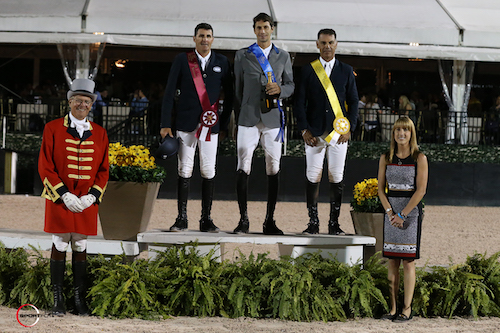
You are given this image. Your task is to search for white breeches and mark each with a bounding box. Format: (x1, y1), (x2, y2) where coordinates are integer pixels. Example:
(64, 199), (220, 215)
(52, 233), (88, 252)
(177, 125), (218, 179)
(237, 122), (282, 176)
(305, 137), (348, 183)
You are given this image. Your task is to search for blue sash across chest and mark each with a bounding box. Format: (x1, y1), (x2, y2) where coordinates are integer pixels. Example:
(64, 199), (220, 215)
(248, 43), (285, 143)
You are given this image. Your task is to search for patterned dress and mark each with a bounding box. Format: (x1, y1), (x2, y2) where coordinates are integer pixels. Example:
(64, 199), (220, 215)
(383, 154), (423, 259)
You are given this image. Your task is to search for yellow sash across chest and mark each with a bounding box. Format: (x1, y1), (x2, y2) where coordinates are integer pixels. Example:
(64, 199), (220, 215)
(310, 59), (350, 141)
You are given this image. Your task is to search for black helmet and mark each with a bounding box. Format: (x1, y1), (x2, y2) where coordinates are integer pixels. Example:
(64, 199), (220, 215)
(156, 136), (179, 160)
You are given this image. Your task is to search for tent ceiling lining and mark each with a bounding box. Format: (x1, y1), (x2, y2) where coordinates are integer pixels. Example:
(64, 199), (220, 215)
(2, 0), (500, 62)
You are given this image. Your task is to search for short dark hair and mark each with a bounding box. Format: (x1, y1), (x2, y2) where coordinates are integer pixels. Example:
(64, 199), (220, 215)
(194, 23), (213, 36)
(253, 13), (274, 28)
(317, 28), (337, 40)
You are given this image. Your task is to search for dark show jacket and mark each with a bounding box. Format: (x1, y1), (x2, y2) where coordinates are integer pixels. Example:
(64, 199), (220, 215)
(294, 58), (359, 137)
(161, 51), (233, 133)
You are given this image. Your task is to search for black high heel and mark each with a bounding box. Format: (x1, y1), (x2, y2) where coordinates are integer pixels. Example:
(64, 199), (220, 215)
(380, 312), (397, 320)
(392, 308), (413, 322)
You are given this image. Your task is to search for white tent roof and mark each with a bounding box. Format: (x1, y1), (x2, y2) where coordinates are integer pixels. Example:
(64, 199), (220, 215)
(2, 0), (500, 61)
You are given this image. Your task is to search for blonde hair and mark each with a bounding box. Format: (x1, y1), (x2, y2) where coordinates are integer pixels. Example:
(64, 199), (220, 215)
(386, 116), (420, 163)
(399, 95), (410, 110)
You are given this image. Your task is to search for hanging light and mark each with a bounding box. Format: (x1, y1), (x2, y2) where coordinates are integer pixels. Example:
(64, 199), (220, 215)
(114, 59), (128, 68)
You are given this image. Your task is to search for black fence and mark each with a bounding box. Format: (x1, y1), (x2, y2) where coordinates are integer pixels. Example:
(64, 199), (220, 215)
(0, 98), (161, 147)
(353, 107), (493, 145)
(0, 98), (497, 147)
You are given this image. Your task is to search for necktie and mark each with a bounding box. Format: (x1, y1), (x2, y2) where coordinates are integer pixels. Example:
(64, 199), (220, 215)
(325, 63), (331, 76)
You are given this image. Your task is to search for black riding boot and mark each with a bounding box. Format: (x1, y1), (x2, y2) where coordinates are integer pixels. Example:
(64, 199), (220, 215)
(200, 178), (219, 232)
(234, 170), (249, 233)
(72, 252), (89, 316)
(263, 173), (283, 235)
(50, 258), (66, 316)
(328, 182), (345, 235)
(170, 176), (190, 231)
(303, 181), (320, 234)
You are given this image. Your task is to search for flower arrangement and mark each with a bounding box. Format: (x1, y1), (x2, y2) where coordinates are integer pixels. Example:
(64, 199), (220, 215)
(350, 178), (384, 213)
(108, 142), (167, 183)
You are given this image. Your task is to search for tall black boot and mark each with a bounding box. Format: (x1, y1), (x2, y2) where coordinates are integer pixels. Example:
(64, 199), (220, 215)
(72, 252), (89, 316)
(170, 176), (190, 231)
(200, 178), (219, 232)
(328, 182), (345, 235)
(263, 173), (283, 235)
(303, 181), (320, 234)
(50, 258), (66, 316)
(234, 170), (249, 233)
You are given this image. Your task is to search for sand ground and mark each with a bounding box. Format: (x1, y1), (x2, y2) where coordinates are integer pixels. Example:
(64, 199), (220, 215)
(1, 194), (500, 332)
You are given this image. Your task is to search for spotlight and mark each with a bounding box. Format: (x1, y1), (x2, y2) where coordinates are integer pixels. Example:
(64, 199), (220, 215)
(114, 59), (128, 68)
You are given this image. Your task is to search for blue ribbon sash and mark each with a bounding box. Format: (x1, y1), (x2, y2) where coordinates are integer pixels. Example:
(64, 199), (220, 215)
(248, 43), (285, 143)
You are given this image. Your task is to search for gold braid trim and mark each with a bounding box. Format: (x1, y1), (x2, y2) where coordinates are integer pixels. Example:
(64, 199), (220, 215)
(41, 178), (65, 202)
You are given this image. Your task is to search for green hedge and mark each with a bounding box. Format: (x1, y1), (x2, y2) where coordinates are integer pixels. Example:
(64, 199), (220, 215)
(4, 132), (500, 164)
(2, 243), (500, 321)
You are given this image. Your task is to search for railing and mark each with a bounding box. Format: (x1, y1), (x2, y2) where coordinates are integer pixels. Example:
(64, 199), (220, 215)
(1, 98), (497, 148)
(350, 107), (491, 145)
(0, 98), (160, 147)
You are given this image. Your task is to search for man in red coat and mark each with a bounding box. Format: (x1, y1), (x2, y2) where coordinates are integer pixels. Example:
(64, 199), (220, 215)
(38, 78), (109, 316)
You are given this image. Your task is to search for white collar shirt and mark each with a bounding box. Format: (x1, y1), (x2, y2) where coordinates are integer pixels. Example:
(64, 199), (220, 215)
(69, 112), (90, 137)
(195, 50), (211, 71)
(260, 44), (273, 59)
(319, 57), (336, 77)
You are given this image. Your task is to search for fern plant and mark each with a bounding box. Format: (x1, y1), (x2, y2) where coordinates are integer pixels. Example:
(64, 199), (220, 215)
(219, 251), (270, 318)
(88, 258), (159, 319)
(305, 252), (387, 319)
(8, 246), (51, 310)
(7, 243), (500, 321)
(0, 243), (29, 306)
(465, 252), (500, 317)
(149, 244), (224, 317)
(291, 253), (347, 321)
(414, 263), (494, 318)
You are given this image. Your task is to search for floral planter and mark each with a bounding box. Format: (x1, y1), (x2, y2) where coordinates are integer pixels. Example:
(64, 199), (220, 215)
(350, 211), (384, 255)
(99, 181), (161, 240)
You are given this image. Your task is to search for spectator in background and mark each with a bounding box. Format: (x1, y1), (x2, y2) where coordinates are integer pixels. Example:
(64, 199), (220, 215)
(128, 89), (149, 134)
(363, 93), (381, 141)
(468, 90), (482, 117)
(354, 92), (367, 141)
(91, 89), (108, 126)
(485, 95), (500, 145)
(130, 89), (149, 117)
(399, 95), (416, 124)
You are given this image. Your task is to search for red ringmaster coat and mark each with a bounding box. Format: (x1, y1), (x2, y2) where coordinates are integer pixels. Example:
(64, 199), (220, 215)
(38, 114), (109, 235)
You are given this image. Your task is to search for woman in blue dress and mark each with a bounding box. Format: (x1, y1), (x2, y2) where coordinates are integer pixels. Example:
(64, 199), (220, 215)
(377, 116), (428, 322)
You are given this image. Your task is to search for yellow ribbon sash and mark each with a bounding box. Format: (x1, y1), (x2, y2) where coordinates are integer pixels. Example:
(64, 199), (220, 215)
(310, 59), (350, 142)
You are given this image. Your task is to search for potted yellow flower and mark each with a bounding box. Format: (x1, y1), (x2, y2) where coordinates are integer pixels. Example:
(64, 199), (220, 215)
(350, 178), (384, 255)
(99, 143), (167, 240)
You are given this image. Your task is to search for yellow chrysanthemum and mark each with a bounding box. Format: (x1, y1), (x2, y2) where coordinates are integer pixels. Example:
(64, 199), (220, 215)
(353, 178), (379, 202)
(108, 142), (158, 170)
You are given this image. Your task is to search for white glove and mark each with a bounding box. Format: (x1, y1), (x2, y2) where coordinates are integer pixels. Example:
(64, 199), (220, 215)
(61, 192), (84, 213)
(80, 194), (97, 210)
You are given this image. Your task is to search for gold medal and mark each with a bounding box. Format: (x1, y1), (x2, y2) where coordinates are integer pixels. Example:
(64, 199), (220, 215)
(333, 116), (350, 135)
